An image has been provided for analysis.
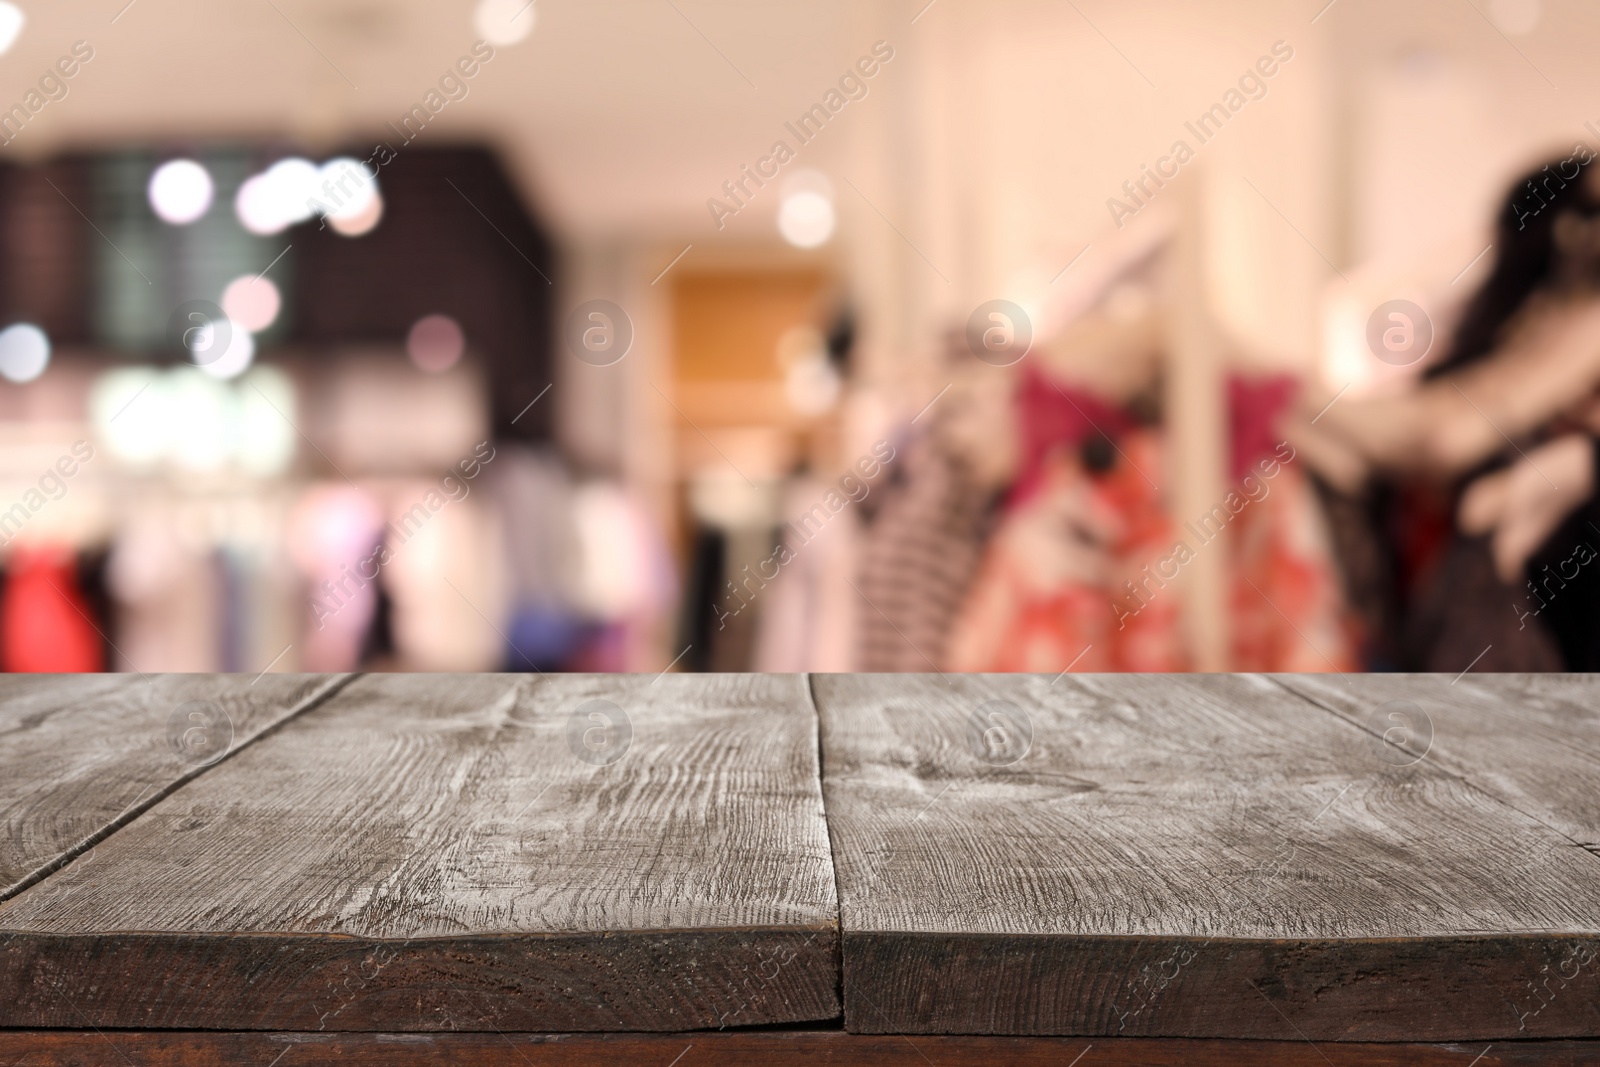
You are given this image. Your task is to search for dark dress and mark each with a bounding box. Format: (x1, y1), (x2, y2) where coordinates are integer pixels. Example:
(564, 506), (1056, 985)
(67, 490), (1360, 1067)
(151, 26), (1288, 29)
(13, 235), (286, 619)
(1313, 438), (1600, 672)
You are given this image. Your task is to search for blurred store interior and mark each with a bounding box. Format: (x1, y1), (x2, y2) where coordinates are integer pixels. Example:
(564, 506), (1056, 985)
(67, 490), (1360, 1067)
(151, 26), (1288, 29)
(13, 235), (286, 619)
(2, 0), (1598, 675)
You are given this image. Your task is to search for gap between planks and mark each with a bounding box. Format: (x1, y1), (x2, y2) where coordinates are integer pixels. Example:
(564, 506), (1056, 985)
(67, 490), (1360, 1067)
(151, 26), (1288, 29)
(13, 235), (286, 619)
(806, 671), (848, 1015)
(0, 674), (362, 905)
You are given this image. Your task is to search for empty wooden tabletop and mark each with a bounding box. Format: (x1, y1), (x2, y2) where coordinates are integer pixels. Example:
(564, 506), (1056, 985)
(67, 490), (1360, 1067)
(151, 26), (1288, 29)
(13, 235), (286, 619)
(0, 673), (838, 1031)
(815, 673), (1600, 1040)
(2, 672), (1598, 1043)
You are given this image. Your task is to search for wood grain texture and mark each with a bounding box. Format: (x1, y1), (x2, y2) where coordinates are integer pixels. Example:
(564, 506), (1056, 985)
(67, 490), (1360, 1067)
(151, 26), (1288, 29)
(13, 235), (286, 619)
(0, 673), (838, 1031)
(814, 673), (1600, 1040)
(1275, 674), (1600, 848)
(0, 674), (353, 898)
(1, 1031), (1593, 1067)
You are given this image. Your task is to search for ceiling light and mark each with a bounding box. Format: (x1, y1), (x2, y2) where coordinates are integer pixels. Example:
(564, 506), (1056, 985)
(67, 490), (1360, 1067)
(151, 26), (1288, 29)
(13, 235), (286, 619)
(475, 0), (536, 46)
(0, 3), (24, 55)
(778, 191), (835, 248)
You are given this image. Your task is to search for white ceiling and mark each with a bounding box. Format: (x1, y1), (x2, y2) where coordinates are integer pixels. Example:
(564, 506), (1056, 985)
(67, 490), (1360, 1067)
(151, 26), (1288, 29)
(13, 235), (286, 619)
(1, 0), (880, 239)
(4, 0), (1600, 256)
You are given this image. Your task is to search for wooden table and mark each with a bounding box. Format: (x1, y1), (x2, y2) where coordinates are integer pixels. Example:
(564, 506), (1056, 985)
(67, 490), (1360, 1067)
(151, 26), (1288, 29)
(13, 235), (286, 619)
(1, 673), (1597, 1065)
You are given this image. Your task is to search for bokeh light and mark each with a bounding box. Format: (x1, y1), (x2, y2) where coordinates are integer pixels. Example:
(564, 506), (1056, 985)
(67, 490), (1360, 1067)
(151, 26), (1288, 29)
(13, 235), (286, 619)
(92, 363), (295, 474)
(318, 157), (379, 218)
(329, 190), (384, 236)
(91, 367), (169, 466)
(0, 323), (50, 382)
(148, 159), (214, 225)
(236, 366), (297, 476)
(196, 321), (255, 380)
(407, 314), (466, 372)
(221, 274), (282, 333)
(167, 369), (233, 471)
(235, 157), (318, 234)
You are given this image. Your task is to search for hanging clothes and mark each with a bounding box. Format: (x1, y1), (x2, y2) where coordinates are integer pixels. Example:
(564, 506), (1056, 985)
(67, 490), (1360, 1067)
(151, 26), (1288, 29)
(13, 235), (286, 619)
(679, 524), (727, 674)
(484, 446), (587, 670)
(1, 546), (103, 672)
(383, 486), (506, 672)
(1008, 367), (1136, 506)
(753, 474), (861, 672)
(1519, 481), (1600, 670)
(946, 368), (1185, 672)
(285, 484), (385, 672)
(1225, 375), (1359, 673)
(1225, 458), (1360, 671)
(1400, 531), (1565, 671)
(569, 480), (678, 672)
(107, 510), (220, 673)
(1380, 442), (1599, 673)
(857, 432), (997, 672)
(946, 368), (1356, 673)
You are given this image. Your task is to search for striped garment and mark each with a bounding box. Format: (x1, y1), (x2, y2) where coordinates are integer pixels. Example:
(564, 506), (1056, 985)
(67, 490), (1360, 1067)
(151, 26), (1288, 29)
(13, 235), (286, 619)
(856, 434), (996, 671)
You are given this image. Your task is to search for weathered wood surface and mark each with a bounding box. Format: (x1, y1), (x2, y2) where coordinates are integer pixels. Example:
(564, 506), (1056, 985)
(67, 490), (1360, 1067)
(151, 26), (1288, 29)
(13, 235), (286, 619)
(814, 673), (1600, 1040)
(0, 673), (352, 899)
(6, 671), (1600, 1042)
(1275, 674), (1600, 848)
(0, 673), (838, 1031)
(0, 1030), (1585, 1067)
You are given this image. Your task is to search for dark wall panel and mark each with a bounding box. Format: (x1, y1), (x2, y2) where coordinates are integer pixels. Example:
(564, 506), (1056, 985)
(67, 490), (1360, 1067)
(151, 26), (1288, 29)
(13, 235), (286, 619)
(0, 158), (93, 345)
(291, 146), (556, 441)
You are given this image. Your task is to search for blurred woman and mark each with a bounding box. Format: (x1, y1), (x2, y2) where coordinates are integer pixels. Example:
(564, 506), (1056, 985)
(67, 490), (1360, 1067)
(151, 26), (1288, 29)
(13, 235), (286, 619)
(1293, 151), (1600, 669)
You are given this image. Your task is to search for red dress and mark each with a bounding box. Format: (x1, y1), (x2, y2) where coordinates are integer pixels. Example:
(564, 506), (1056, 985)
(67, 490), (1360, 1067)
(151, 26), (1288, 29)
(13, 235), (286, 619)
(947, 369), (1356, 672)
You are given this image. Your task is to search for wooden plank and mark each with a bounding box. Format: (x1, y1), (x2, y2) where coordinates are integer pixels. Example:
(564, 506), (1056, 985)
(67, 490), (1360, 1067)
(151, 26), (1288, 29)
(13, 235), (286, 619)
(0, 674), (353, 898)
(0, 673), (838, 1031)
(1275, 673), (1600, 848)
(814, 673), (1600, 1040)
(0, 1031), (1589, 1067)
